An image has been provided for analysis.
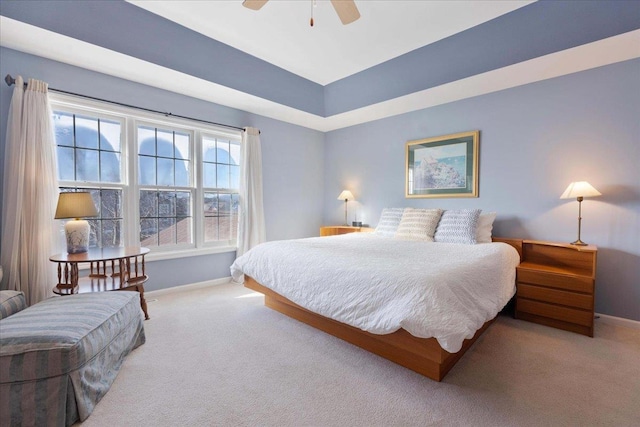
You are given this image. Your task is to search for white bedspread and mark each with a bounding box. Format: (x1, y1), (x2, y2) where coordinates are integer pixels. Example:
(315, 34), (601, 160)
(230, 233), (520, 353)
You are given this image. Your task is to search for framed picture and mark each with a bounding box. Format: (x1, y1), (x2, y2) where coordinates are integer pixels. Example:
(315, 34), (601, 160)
(405, 130), (479, 198)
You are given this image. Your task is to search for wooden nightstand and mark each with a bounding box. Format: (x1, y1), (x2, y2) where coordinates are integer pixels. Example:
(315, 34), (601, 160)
(515, 240), (597, 337)
(320, 226), (375, 236)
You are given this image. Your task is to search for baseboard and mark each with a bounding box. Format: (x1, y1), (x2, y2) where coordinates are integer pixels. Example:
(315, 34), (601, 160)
(146, 276), (232, 297)
(596, 313), (640, 330)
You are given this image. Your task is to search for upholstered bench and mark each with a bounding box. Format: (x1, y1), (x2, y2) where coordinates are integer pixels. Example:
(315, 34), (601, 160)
(0, 291), (145, 426)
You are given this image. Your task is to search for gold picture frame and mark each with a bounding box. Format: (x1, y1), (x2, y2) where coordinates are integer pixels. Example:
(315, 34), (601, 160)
(405, 131), (479, 198)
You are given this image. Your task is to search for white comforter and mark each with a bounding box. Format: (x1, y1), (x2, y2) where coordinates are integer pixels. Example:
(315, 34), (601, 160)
(230, 233), (520, 353)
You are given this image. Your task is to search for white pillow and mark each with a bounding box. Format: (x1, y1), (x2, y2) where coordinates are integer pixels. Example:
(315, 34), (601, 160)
(434, 209), (482, 244)
(476, 212), (497, 243)
(394, 208), (443, 241)
(374, 208), (405, 237)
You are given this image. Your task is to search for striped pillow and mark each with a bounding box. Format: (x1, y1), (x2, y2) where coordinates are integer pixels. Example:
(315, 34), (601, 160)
(374, 208), (405, 237)
(395, 208), (443, 241)
(0, 291), (27, 320)
(434, 209), (482, 244)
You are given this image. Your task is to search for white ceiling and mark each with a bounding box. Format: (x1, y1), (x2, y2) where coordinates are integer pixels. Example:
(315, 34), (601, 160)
(128, 0), (534, 85)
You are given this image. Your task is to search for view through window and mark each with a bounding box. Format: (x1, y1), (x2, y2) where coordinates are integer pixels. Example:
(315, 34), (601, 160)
(52, 99), (241, 253)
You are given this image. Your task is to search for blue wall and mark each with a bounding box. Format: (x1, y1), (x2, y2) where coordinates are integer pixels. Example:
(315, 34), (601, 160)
(324, 59), (640, 321)
(0, 47), (325, 292)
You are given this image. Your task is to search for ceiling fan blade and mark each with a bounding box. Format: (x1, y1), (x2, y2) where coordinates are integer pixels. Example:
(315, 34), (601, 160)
(330, 0), (360, 25)
(242, 0), (269, 11)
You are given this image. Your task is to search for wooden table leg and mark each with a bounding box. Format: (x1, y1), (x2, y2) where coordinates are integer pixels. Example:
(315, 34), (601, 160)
(118, 284), (150, 320)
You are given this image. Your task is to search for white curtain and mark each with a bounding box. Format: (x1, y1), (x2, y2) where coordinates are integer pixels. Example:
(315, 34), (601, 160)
(236, 127), (266, 257)
(1, 76), (60, 305)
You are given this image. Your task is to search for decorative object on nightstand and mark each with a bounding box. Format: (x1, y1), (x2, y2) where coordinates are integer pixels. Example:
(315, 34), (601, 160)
(515, 240), (597, 337)
(560, 181), (601, 246)
(337, 190), (354, 226)
(54, 192), (98, 254)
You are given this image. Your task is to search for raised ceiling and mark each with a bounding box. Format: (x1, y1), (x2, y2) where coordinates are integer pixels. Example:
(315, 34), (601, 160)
(1, 1), (639, 132)
(128, 0), (532, 85)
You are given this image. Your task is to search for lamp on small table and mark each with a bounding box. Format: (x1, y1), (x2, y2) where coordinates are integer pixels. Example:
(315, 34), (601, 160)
(55, 192), (98, 254)
(337, 190), (354, 226)
(560, 181), (601, 246)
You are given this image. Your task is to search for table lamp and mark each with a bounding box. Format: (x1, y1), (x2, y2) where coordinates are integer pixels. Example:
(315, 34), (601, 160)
(55, 192), (98, 253)
(560, 181), (601, 246)
(337, 190), (354, 226)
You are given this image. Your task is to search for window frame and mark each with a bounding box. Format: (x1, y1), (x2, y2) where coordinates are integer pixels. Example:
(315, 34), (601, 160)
(50, 93), (241, 261)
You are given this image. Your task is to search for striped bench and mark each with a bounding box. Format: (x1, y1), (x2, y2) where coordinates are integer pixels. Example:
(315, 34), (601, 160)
(0, 291), (145, 426)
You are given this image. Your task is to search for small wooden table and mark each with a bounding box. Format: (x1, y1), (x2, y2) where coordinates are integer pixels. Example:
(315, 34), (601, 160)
(50, 247), (151, 319)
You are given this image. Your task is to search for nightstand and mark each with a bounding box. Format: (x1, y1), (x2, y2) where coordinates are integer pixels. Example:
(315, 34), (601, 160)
(320, 226), (374, 236)
(515, 240), (597, 337)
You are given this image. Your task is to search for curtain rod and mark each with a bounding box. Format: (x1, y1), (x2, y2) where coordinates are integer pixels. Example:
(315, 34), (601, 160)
(4, 74), (246, 133)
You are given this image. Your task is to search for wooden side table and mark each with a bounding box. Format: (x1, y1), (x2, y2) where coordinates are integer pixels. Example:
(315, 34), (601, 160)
(50, 247), (151, 320)
(320, 226), (375, 236)
(515, 240), (597, 337)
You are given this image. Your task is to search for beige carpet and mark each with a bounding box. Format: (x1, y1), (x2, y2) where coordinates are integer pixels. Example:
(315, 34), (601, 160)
(80, 283), (640, 426)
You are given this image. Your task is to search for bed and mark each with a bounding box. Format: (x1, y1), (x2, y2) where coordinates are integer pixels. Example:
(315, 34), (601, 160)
(231, 233), (522, 381)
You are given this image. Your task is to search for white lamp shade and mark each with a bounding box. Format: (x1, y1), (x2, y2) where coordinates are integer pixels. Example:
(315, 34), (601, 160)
(560, 182), (602, 199)
(55, 192), (98, 219)
(337, 190), (355, 201)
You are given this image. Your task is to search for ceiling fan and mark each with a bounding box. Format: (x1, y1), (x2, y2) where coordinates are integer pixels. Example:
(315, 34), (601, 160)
(243, 0), (361, 26)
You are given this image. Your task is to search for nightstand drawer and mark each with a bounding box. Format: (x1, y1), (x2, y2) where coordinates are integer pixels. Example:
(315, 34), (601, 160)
(517, 283), (593, 310)
(517, 268), (593, 293)
(516, 298), (593, 327)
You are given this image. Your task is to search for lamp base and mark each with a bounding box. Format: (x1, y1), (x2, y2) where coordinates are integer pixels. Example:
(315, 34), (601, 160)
(65, 219), (91, 254)
(570, 239), (588, 246)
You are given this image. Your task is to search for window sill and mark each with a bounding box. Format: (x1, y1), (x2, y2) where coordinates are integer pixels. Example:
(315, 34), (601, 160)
(144, 246), (237, 262)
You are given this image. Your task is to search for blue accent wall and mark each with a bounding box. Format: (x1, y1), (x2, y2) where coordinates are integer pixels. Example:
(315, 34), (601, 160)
(324, 59), (640, 321)
(0, 47), (325, 292)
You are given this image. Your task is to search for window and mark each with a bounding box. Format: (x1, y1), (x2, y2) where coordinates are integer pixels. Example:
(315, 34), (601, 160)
(52, 95), (241, 256)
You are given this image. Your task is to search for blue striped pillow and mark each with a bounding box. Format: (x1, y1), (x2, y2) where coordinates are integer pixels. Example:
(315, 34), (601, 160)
(374, 208), (405, 237)
(434, 209), (482, 244)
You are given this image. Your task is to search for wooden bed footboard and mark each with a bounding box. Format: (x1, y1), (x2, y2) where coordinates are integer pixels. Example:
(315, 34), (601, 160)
(245, 276), (493, 381)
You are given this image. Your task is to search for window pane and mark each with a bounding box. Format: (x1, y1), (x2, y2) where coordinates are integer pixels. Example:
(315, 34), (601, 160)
(229, 143), (240, 166)
(216, 140), (230, 163)
(203, 163), (216, 188)
(157, 130), (174, 158)
(204, 217), (219, 242)
(218, 193), (231, 215)
(158, 217), (176, 245)
(230, 165), (240, 190)
(101, 219), (122, 247)
(218, 215), (231, 241)
(204, 192), (217, 215)
(75, 116), (99, 149)
(57, 146), (75, 181)
(100, 151), (121, 183)
(53, 112), (75, 147)
(76, 149), (99, 181)
(101, 189), (122, 218)
(176, 192), (190, 217)
(139, 156), (156, 186)
(140, 218), (158, 246)
(175, 160), (189, 187)
(100, 119), (121, 152)
(175, 132), (189, 160)
(203, 137), (216, 162)
(138, 126), (156, 156)
(88, 218), (100, 248)
(176, 217), (191, 244)
(158, 192), (176, 217)
(217, 164), (229, 189)
(139, 190), (158, 217)
(157, 158), (174, 186)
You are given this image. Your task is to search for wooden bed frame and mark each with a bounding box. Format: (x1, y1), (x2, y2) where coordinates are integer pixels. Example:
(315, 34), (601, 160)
(244, 237), (523, 382)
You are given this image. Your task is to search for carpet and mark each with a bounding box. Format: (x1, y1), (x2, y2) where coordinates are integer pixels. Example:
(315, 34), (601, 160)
(80, 282), (640, 426)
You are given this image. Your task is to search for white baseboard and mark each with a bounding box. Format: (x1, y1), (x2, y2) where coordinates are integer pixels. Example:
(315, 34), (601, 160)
(146, 276), (232, 297)
(596, 313), (640, 330)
